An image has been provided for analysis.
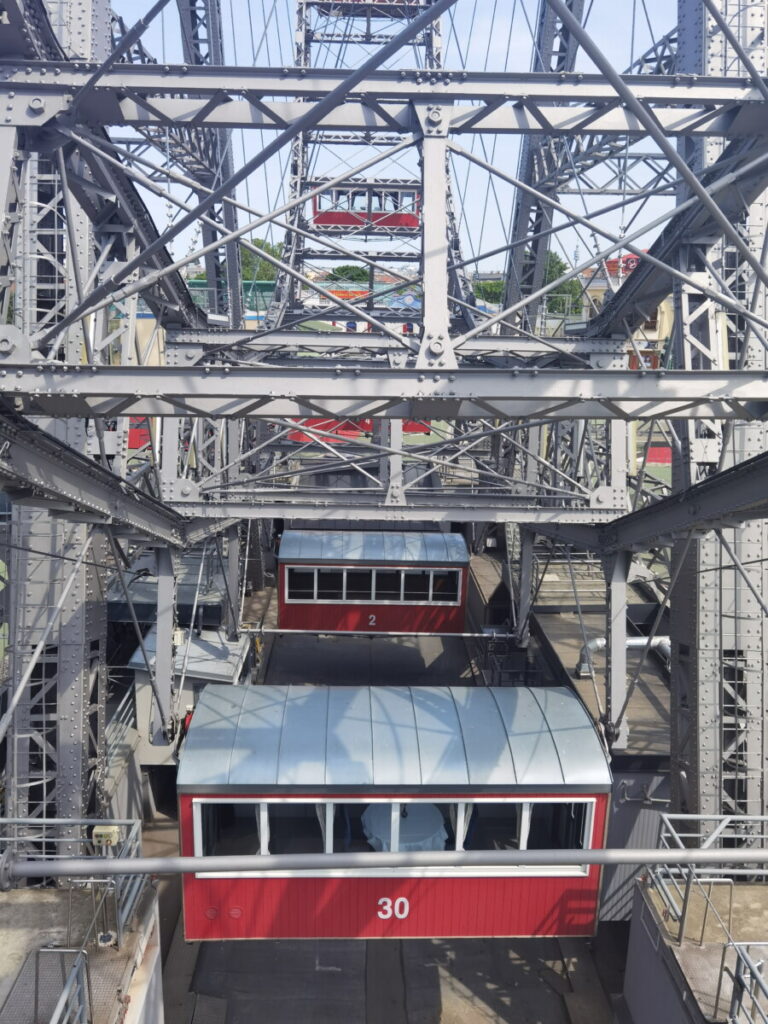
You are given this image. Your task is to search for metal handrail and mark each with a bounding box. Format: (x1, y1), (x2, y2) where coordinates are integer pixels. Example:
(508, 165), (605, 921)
(0, 819), (145, 949)
(35, 948), (93, 1024)
(729, 943), (768, 1023)
(645, 815), (768, 1020)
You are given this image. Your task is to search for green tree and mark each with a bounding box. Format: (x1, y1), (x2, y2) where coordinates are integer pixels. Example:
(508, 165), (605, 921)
(327, 264), (370, 282)
(543, 250), (582, 316)
(240, 238), (283, 281)
(474, 279), (503, 303)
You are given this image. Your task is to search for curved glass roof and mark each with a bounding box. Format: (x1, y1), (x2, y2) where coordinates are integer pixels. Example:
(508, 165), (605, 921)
(178, 684), (611, 794)
(277, 530), (470, 565)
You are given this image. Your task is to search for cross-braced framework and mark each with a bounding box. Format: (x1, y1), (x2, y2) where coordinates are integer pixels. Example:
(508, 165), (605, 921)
(0, 0), (767, 825)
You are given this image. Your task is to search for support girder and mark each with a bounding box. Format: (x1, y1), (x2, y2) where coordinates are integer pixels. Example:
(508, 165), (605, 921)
(65, 135), (208, 329)
(3, 66), (767, 139)
(166, 330), (627, 357)
(539, 448), (768, 552)
(166, 497), (622, 523)
(582, 137), (768, 337)
(0, 412), (231, 547)
(1, 366), (767, 420)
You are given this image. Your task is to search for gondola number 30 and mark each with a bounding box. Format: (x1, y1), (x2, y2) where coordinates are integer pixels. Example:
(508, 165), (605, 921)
(377, 897), (410, 920)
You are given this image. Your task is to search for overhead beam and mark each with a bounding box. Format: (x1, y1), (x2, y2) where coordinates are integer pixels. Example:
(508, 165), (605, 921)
(2, 366), (768, 421)
(538, 449), (768, 551)
(3, 67), (766, 138)
(4, 63), (760, 102)
(0, 412), (230, 547)
(166, 496), (621, 524)
(166, 330), (628, 358)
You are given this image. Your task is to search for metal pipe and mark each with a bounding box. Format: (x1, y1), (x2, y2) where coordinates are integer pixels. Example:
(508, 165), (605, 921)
(254, 629), (515, 639)
(176, 541), (208, 717)
(11, 846), (768, 881)
(614, 530), (695, 730)
(575, 636), (671, 678)
(106, 530), (169, 738)
(0, 533), (94, 744)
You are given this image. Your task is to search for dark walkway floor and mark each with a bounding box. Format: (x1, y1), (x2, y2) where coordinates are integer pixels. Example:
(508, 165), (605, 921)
(191, 936), (576, 1024)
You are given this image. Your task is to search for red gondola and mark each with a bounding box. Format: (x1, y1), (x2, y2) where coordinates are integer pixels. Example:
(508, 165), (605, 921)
(277, 529), (469, 633)
(311, 185), (421, 234)
(178, 683), (612, 941)
(286, 418), (430, 443)
(313, 2), (428, 19)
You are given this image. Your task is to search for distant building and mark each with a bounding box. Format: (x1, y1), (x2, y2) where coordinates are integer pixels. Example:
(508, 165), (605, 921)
(579, 252), (672, 354)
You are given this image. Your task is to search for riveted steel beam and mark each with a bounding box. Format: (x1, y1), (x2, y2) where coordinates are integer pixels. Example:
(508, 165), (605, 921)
(1, 366), (768, 420)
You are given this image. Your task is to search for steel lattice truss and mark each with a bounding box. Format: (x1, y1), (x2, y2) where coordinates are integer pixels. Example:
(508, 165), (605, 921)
(0, 0), (767, 825)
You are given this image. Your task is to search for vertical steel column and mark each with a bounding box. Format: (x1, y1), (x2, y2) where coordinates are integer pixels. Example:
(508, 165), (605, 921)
(377, 419), (405, 506)
(176, 0), (242, 326)
(2, 0), (112, 833)
(502, 0), (585, 333)
(513, 528), (536, 647)
(418, 128), (455, 369)
(604, 550), (631, 749)
(223, 524), (240, 639)
(672, 0), (768, 817)
(154, 547), (176, 741)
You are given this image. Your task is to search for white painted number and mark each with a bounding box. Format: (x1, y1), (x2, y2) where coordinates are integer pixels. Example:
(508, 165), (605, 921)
(377, 897), (410, 920)
(368, 614), (377, 626)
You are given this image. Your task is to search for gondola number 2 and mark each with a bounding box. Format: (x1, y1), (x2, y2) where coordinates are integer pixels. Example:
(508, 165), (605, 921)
(377, 897), (410, 920)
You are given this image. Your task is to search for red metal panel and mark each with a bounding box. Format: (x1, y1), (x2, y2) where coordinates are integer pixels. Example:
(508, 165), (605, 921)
(277, 565), (467, 633)
(183, 870), (602, 941)
(287, 417), (430, 442)
(127, 416), (150, 450)
(312, 212), (420, 230)
(180, 795), (608, 941)
(647, 445), (672, 464)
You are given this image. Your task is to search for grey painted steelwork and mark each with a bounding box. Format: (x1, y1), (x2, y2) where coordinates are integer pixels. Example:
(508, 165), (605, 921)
(668, 0), (768, 822)
(0, 364), (766, 420)
(278, 529), (469, 565)
(175, 0), (243, 327)
(3, 0), (113, 834)
(2, 0), (768, 844)
(176, 683), (611, 793)
(503, 0), (584, 334)
(0, 412), (187, 545)
(4, 66), (766, 121)
(539, 447), (768, 550)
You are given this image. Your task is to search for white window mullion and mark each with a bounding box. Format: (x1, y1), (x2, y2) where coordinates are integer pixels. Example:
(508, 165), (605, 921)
(519, 802), (532, 850)
(193, 800), (203, 856)
(259, 803), (270, 855)
(454, 803), (466, 850)
(325, 803), (334, 854)
(390, 803), (401, 852)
